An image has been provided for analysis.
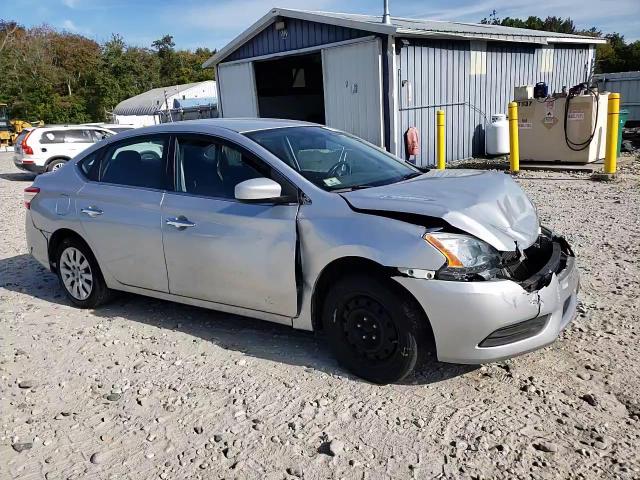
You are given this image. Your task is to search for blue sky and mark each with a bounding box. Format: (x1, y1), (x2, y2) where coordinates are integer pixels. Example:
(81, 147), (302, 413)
(4, 0), (639, 50)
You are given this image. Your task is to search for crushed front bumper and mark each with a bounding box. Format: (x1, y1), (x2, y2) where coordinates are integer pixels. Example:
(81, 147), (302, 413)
(393, 238), (580, 364)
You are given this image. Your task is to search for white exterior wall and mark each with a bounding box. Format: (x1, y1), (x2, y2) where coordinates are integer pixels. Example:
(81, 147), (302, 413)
(322, 39), (384, 146)
(112, 114), (158, 128)
(217, 63), (259, 117)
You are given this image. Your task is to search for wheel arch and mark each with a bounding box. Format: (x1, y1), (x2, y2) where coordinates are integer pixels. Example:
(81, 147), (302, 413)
(48, 228), (92, 272)
(310, 256), (435, 347)
(45, 156), (71, 168)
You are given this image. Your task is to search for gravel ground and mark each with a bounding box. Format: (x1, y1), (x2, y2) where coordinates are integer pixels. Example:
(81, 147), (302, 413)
(1, 151), (639, 479)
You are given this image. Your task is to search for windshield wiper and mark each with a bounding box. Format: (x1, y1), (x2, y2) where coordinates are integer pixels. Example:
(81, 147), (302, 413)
(401, 172), (423, 181)
(332, 185), (373, 193)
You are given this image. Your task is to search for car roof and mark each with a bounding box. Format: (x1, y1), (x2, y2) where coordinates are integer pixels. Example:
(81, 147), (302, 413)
(83, 123), (135, 128)
(133, 118), (316, 135)
(37, 125), (111, 131)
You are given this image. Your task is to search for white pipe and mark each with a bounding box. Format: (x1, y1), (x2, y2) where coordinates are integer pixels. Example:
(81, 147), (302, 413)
(383, 0), (391, 24)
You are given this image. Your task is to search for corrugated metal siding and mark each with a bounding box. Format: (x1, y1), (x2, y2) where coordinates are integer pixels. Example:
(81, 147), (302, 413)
(397, 40), (593, 166)
(397, 40), (471, 164)
(225, 18), (370, 62)
(593, 71), (640, 122)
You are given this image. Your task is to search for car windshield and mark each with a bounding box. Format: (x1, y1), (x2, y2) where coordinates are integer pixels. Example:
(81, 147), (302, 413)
(245, 126), (421, 191)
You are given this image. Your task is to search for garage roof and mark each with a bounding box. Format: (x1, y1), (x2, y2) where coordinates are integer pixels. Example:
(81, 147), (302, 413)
(204, 8), (606, 68)
(113, 82), (204, 116)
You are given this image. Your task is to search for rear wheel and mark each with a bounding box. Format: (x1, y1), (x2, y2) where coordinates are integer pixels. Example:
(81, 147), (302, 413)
(47, 159), (67, 172)
(56, 237), (112, 308)
(322, 274), (425, 384)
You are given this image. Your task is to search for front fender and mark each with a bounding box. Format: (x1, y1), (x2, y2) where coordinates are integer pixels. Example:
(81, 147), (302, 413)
(293, 203), (447, 330)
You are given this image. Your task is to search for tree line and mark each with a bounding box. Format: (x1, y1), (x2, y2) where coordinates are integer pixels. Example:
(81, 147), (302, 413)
(481, 13), (640, 73)
(0, 21), (215, 124)
(1, 16), (638, 125)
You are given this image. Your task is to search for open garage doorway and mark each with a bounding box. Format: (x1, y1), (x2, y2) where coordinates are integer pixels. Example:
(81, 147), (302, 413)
(253, 53), (325, 123)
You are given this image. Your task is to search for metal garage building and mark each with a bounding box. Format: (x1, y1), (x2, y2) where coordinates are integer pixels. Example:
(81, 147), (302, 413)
(204, 8), (605, 166)
(112, 80), (218, 128)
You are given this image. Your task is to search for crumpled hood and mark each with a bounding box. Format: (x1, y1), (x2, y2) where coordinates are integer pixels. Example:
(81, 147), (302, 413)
(340, 169), (539, 251)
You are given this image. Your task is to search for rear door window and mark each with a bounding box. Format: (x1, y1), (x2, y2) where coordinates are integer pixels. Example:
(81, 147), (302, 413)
(90, 130), (112, 142)
(99, 136), (168, 190)
(64, 129), (94, 144)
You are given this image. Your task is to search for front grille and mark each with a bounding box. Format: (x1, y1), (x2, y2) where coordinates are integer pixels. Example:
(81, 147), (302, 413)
(479, 315), (549, 348)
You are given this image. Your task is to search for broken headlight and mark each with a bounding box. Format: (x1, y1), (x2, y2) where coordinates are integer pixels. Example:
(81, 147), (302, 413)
(424, 232), (501, 281)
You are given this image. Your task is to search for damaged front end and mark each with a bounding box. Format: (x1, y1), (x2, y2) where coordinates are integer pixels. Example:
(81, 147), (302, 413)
(428, 226), (575, 292)
(498, 227), (574, 292)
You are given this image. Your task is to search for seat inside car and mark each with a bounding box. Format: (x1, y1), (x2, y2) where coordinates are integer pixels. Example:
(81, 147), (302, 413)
(105, 150), (163, 189)
(181, 143), (223, 196)
(216, 146), (261, 198)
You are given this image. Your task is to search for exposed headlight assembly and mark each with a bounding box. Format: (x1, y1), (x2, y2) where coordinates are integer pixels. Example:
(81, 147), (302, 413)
(424, 232), (501, 281)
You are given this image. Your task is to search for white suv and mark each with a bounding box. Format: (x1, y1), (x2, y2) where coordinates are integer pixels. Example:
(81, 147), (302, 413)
(14, 125), (115, 174)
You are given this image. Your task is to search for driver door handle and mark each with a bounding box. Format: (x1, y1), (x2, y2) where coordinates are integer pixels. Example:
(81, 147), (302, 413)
(166, 216), (196, 229)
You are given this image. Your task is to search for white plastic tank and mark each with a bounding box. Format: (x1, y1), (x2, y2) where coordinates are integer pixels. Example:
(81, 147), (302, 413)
(485, 114), (510, 155)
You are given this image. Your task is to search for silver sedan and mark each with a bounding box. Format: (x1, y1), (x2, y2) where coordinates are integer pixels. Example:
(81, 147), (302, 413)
(24, 119), (579, 383)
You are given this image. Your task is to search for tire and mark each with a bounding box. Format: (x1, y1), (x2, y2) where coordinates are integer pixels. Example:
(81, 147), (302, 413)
(55, 237), (113, 308)
(322, 274), (426, 384)
(47, 159), (67, 172)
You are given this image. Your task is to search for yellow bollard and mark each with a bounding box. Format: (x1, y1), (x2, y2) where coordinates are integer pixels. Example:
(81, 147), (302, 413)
(436, 110), (445, 169)
(508, 102), (519, 174)
(604, 93), (620, 175)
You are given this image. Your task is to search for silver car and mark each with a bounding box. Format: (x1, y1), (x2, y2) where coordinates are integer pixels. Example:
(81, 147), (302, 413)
(24, 119), (579, 383)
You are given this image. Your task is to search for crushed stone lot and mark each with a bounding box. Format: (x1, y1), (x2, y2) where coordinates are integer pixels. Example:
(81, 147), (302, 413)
(1, 151), (639, 479)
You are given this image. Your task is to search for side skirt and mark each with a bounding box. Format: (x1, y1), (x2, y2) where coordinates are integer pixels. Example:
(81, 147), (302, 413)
(109, 282), (295, 327)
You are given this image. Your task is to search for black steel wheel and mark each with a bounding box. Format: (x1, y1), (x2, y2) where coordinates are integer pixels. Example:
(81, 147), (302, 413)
(322, 274), (426, 384)
(340, 295), (399, 362)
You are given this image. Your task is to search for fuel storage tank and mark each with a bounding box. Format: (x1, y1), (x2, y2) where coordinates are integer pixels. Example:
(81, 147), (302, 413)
(516, 88), (609, 163)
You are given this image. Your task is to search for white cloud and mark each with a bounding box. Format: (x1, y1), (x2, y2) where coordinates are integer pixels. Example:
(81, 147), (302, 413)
(62, 0), (79, 7)
(62, 19), (79, 31)
(177, 0), (339, 32)
(61, 18), (92, 35)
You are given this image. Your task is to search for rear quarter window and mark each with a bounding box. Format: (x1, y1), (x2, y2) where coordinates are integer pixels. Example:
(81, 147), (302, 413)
(78, 152), (99, 181)
(39, 130), (66, 144)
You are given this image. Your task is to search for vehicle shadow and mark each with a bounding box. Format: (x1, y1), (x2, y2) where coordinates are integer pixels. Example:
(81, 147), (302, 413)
(0, 172), (37, 182)
(0, 253), (476, 385)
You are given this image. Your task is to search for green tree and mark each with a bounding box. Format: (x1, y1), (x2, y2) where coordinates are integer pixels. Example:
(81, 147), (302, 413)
(0, 21), (216, 123)
(152, 34), (179, 85)
(480, 12), (640, 73)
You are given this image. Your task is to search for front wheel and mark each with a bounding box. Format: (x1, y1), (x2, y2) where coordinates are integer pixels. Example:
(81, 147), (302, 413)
(56, 237), (113, 308)
(322, 274), (426, 384)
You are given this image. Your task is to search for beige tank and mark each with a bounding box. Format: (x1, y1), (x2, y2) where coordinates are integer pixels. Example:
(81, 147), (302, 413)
(516, 92), (608, 163)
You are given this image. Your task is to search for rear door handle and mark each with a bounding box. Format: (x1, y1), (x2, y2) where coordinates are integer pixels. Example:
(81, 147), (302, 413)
(81, 206), (103, 217)
(166, 216), (196, 229)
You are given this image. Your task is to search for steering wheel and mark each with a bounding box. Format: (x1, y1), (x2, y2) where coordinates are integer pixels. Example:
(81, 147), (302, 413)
(327, 160), (352, 178)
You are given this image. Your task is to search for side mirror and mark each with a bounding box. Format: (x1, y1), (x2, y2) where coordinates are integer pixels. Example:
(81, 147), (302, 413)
(235, 177), (283, 202)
